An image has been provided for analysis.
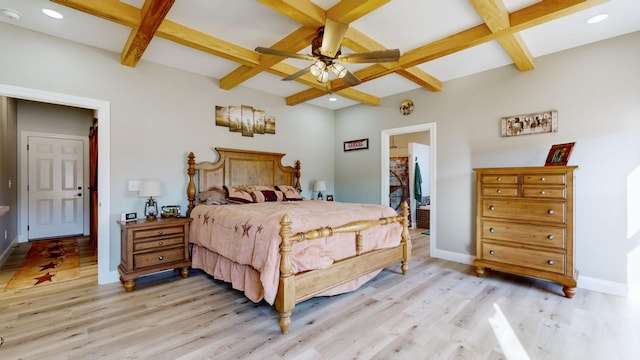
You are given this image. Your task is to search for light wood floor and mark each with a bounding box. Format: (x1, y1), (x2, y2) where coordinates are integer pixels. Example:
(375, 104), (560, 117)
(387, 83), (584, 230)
(1, 230), (639, 359)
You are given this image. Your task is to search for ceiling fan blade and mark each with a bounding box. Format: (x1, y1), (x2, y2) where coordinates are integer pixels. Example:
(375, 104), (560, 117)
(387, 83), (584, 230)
(282, 65), (312, 81)
(320, 18), (348, 58)
(338, 49), (400, 64)
(255, 47), (315, 61)
(342, 70), (360, 86)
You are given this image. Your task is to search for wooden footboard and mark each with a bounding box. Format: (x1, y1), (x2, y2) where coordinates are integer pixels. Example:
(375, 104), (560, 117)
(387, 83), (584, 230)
(275, 201), (411, 334)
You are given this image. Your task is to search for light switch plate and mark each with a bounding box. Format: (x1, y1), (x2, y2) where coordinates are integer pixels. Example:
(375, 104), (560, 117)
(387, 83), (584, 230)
(128, 180), (140, 192)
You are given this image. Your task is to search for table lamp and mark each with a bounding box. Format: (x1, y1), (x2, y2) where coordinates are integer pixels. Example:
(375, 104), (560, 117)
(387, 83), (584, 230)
(139, 180), (162, 220)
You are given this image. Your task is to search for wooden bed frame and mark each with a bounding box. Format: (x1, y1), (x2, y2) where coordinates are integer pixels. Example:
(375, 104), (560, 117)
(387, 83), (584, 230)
(186, 148), (411, 334)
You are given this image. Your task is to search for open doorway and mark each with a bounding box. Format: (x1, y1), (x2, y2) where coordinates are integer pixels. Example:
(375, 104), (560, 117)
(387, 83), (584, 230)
(0, 84), (112, 284)
(381, 123), (436, 256)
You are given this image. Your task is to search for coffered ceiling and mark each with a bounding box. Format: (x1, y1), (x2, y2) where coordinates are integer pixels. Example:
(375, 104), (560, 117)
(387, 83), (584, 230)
(0, 0), (638, 110)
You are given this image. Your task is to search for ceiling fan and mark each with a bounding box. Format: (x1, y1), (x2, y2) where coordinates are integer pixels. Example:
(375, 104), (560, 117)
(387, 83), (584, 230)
(255, 18), (400, 87)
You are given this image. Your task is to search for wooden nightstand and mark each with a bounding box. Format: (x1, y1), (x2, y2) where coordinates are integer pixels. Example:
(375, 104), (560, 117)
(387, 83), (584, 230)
(117, 217), (192, 292)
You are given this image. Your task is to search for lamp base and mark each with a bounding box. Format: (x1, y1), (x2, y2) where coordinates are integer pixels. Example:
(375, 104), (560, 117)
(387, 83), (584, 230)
(144, 197), (158, 220)
(317, 191), (324, 200)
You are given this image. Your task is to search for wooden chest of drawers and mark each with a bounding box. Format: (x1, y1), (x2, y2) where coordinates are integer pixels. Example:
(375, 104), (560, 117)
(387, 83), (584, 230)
(473, 166), (578, 298)
(118, 217), (192, 292)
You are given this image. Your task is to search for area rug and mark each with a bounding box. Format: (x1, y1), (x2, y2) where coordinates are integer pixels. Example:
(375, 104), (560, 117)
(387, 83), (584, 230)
(422, 230), (430, 235)
(5, 238), (80, 290)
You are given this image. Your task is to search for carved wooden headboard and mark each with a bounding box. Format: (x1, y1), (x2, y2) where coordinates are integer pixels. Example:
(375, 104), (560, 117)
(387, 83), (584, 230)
(186, 148), (301, 215)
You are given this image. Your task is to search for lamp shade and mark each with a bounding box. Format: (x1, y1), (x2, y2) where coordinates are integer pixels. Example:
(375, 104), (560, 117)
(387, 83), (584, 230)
(313, 180), (327, 192)
(139, 180), (163, 197)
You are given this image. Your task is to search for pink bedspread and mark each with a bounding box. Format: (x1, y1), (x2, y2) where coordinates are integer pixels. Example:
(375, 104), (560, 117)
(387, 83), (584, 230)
(189, 201), (402, 305)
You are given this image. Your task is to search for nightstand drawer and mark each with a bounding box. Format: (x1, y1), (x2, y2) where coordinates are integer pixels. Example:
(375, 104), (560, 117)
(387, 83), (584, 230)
(481, 243), (565, 274)
(133, 236), (184, 252)
(134, 247), (184, 268)
(133, 226), (184, 240)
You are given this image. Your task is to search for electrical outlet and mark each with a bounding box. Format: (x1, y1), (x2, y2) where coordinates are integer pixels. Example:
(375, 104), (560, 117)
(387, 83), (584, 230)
(128, 180), (140, 192)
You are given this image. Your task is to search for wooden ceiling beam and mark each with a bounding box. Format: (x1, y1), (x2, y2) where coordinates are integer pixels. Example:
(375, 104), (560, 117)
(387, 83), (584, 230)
(121, 0), (175, 67)
(257, 0), (325, 27)
(52, 0), (260, 67)
(286, 0), (606, 104)
(470, 0), (534, 71)
(327, 0), (390, 24)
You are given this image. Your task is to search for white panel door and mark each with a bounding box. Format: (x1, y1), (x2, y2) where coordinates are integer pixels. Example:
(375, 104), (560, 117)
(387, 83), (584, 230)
(28, 136), (84, 239)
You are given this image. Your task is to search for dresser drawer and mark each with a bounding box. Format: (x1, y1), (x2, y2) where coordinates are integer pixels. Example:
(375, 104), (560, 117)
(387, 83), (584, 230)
(134, 247), (185, 268)
(481, 174), (518, 184)
(482, 186), (518, 197)
(134, 236), (184, 252)
(523, 173), (566, 185)
(482, 199), (565, 224)
(482, 220), (565, 248)
(133, 225), (185, 240)
(481, 243), (565, 274)
(522, 186), (566, 199)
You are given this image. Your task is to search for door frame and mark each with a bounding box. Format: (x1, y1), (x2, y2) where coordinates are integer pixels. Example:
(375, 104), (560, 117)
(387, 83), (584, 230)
(0, 84), (112, 284)
(381, 123), (436, 256)
(21, 132), (89, 239)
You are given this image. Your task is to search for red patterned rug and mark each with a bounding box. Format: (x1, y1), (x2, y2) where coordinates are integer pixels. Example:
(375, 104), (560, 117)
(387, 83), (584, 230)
(5, 238), (80, 290)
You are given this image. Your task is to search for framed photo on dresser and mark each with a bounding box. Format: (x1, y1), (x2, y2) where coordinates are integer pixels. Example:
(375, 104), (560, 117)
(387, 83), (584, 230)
(545, 142), (575, 166)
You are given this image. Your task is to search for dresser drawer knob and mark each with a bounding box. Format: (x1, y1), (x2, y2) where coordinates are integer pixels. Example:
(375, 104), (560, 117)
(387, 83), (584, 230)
(540, 191), (545, 195)
(547, 235), (554, 240)
(496, 189), (502, 194)
(496, 177), (501, 182)
(489, 228), (495, 233)
(547, 260), (554, 265)
(158, 241), (163, 246)
(489, 205), (495, 211)
(158, 231), (164, 235)
(489, 250), (495, 255)
(540, 177), (545, 181)
(158, 255), (164, 261)
(547, 209), (554, 215)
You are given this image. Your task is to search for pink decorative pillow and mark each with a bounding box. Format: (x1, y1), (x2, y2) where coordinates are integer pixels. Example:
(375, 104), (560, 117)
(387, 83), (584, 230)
(224, 185), (254, 204)
(277, 185), (303, 201)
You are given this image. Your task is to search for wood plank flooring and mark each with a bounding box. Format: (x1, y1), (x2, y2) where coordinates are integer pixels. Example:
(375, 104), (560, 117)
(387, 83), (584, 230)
(1, 231), (639, 359)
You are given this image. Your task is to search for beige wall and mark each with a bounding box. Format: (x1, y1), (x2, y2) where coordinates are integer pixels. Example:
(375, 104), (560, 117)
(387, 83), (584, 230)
(335, 31), (640, 294)
(0, 22), (335, 273)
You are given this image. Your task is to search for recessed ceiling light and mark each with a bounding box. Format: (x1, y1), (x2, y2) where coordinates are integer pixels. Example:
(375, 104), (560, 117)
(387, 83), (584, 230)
(328, 95), (337, 102)
(42, 8), (63, 20)
(586, 14), (608, 24)
(1, 8), (22, 20)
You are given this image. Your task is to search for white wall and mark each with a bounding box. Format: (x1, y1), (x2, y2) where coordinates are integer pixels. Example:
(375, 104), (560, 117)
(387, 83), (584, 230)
(335, 31), (640, 294)
(0, 22), (335, 273)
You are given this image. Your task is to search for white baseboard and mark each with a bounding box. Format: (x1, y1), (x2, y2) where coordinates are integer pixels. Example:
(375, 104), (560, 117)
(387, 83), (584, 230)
(0, 237), (19, 269)
(432, 248), (474, 265)
(431, 249), (629, 298)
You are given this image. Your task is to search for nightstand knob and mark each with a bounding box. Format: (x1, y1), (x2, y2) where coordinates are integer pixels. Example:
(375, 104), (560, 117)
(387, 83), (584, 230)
(547, 235), (554, 240)
(489, 228), (495, 233)
(158, 231), (164, 235)
(489, 250), (495, 255)
(496, 177), (501, 182)
(540, 191), (545, 195)
(496, 189), (502, 194)
(540, 177), (546, 181)
(547, 260), (555, 265)
(158, 255), (164, 261)
(547, 209), (554, 215)
(158, 241), (164, 246)
(489, 205), (495, 211)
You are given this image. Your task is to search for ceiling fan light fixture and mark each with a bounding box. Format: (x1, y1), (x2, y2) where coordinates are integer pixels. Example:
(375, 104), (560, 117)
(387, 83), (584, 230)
(310, 60), (326, 76)
(329, 63), (347, 78)
(317, 70), (329, 83)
